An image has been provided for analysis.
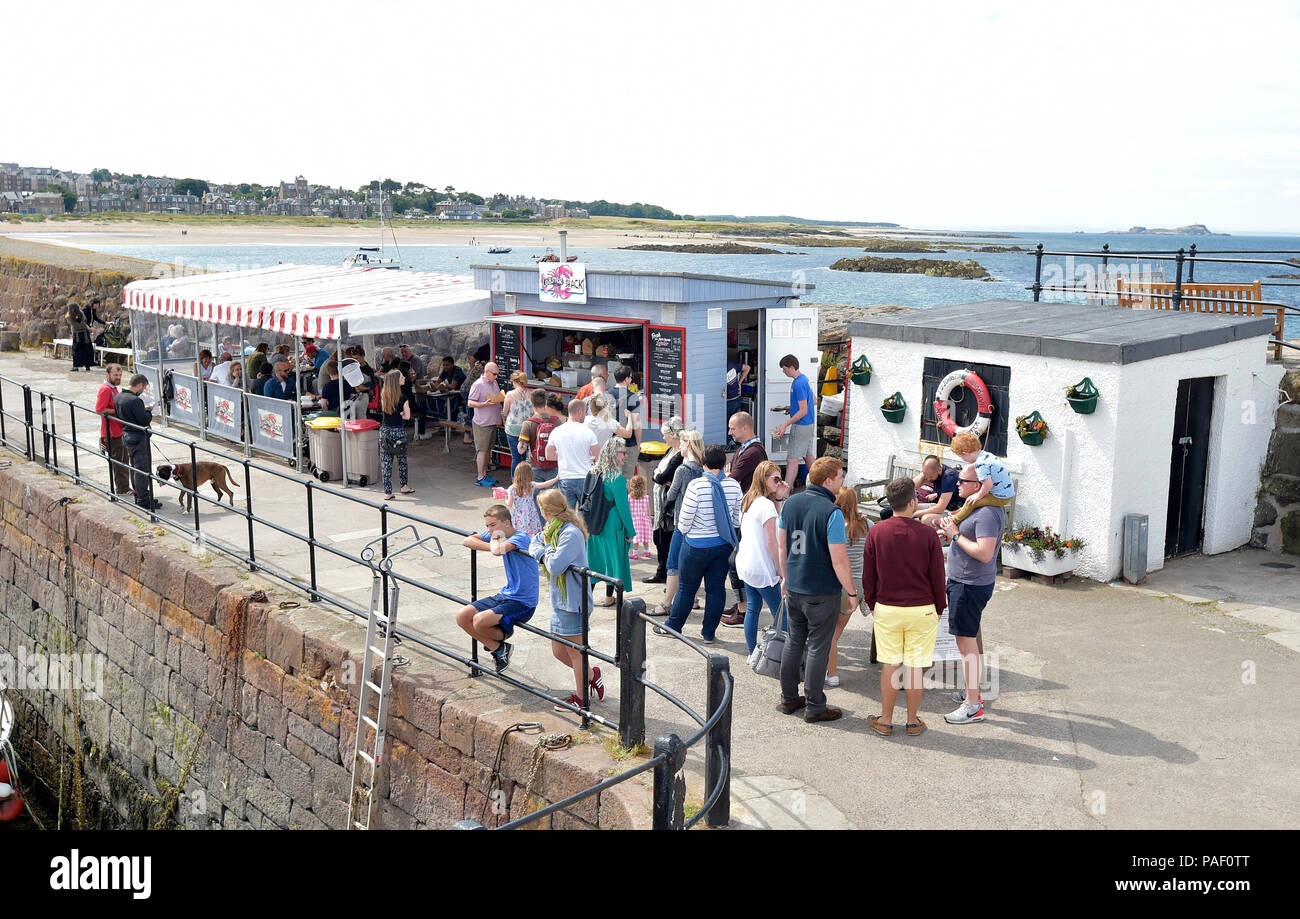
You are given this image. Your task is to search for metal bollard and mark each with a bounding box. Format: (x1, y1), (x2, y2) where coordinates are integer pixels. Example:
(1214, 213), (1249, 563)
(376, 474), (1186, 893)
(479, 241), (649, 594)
(23, 385), (34, 461)
(705, 652), (732, 828)
(618, 596), (647, 750)
(651, 732), (686, 830)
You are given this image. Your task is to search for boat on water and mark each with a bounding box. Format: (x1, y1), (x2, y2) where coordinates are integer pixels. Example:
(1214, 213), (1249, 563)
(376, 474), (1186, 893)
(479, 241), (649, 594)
(342, 192), (403, 269)
(536, 253), (578, 263)
(487, 246), (512, 254)
(0, 691), (24, 823)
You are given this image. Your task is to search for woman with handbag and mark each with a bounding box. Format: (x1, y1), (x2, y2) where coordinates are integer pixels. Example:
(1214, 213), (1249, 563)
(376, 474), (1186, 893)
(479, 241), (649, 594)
(67, 304), (96, 372)
(644, 417), (685, 587)
(529, 488), (604, 712)
(651, 429), (704, 617)
(583, 438), (636, 607)
(737, 460), (787, 655)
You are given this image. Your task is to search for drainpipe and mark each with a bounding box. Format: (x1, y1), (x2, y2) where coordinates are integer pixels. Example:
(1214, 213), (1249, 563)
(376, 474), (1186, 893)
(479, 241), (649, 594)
(1058, 427), (1074, 535)
(559, 230), (568, 262)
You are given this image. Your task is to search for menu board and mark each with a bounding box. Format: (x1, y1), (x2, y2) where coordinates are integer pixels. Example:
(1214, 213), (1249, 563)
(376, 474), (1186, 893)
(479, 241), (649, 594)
(646, 325), (685, 425)
(493, 323), (522, 377)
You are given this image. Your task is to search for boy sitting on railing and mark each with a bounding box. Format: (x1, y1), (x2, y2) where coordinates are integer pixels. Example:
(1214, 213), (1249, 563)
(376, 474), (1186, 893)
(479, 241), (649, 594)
(456, 505), (539, 674)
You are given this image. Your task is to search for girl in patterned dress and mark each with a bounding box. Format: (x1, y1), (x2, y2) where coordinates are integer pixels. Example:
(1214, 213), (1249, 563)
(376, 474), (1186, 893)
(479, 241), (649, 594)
(628, 473), (653, 559)
(507, 462), (544, 536)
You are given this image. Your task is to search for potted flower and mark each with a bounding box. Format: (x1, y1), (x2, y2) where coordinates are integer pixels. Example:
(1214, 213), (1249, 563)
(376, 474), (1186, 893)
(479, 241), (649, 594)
(849, 354), (872, 386)
(880, 391), (907, 423)
(1064, 377), (1099, 414)
(1001, 524), (1086, 577)
(1015, 411), (1049, 446)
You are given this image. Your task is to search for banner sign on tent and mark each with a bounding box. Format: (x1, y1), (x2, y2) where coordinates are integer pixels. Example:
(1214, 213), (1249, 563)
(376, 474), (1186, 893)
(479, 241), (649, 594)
(538, 262), (587, 304)
(166, 372), (201, 428)
(247, 394), (295, 458)
(205, 382), (244, 444)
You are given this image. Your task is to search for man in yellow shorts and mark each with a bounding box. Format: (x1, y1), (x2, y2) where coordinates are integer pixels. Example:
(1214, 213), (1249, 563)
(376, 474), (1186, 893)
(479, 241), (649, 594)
(861, 477), (948, 737)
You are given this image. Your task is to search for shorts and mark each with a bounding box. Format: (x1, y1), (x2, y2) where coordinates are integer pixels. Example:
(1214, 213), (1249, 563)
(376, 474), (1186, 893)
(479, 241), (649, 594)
(872, 602), (939, 668)
(550, 604), (585, 638)
(472, 422), (497, 452)
(470, 593), (536, 639)
(787, 422), (815, 460)
(947, 580), (994, 638)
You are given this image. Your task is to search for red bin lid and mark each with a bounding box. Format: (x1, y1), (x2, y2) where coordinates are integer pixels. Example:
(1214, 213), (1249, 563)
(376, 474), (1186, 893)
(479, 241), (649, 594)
(344, 419), (380, 431)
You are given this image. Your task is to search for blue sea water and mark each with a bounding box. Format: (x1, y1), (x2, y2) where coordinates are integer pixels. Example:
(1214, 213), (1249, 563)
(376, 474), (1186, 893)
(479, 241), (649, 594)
(79, 229), (1300, 336)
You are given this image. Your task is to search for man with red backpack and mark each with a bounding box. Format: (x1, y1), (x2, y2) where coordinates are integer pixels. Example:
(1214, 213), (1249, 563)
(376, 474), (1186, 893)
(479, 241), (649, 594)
(518, 389), (560, 487)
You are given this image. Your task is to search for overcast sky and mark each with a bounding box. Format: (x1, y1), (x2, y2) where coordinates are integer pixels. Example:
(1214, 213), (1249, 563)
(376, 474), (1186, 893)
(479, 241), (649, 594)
(12, 0), (1300, 233)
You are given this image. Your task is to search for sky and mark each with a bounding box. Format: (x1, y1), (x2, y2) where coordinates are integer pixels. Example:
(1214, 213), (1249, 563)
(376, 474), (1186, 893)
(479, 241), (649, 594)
(11, 0), (1300, 233)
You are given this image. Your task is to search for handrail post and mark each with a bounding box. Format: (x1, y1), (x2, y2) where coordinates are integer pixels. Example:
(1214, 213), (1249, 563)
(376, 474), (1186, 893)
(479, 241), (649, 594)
(705, 653), (732, 828)
(1173, 247), (1186, 311)
(579, 568), (591, 731)
(39, 393), (51, 467)
(1188, 242), (1197, 282)
(69, 402), (81, 482)
(243, 458), (255, 571)
(0, 378), (8, 453)
(652, 733), (686, 830)
(23, 385), (34, 461)
(1032, 243), (1044, 301)
(306, 480), (320, 601)
(469, 547), (481, 677)
(189, 440), (201, 534)
(617, 597), (647, 750)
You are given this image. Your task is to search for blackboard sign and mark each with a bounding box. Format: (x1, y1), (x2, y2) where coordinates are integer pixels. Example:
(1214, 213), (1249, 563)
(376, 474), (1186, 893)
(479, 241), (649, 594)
(493, 323), (522, 377)
(646, 325), (685, 425)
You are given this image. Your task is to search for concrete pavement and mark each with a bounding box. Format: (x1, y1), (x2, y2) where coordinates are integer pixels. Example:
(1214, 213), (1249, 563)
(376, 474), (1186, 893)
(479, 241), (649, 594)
(4, 348), (1298, 829)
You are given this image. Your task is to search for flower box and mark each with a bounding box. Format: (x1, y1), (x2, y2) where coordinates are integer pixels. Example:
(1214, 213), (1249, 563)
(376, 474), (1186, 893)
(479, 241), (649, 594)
(881, 391), (907, 423)
(1001, 545), (1077, 577)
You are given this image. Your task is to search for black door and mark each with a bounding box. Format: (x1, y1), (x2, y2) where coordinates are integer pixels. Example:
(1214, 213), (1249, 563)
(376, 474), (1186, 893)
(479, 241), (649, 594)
(1165, 377), (1214, 556)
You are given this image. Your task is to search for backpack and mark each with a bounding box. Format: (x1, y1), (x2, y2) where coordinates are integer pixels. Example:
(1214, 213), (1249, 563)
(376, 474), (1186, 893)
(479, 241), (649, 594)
(529, 414), (559, 471)
(578, 471), (613, 536)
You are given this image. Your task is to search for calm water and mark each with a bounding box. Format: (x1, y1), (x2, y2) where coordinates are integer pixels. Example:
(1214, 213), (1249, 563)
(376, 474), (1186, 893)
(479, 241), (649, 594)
(81, 230), (1300, 336)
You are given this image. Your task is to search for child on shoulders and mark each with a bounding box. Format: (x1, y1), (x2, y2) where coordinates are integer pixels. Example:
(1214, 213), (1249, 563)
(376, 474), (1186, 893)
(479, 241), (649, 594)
(946, 431), (1015, 525)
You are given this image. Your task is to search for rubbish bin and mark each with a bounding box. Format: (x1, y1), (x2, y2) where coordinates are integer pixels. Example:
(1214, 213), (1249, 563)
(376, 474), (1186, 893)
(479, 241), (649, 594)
(344, 418), (381, 487)
(307, 415), (343, 482)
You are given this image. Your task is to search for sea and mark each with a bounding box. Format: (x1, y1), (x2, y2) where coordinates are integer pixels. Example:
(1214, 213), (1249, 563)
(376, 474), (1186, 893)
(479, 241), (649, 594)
(58, 229), (1300, 337)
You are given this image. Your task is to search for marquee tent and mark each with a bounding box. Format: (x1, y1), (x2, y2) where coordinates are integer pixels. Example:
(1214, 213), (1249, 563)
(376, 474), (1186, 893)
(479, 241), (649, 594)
(123, 263), (491, 339)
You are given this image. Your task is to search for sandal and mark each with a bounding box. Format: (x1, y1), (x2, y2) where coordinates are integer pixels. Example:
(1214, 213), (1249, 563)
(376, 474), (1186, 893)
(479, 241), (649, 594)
(383, 494), (395, 501)
(400, 485), (414, 494)
(647, 603), (669, 617)
(599, 597), (617, 607)
(867, 714), (894, 736)
(906, 716), (927, 737)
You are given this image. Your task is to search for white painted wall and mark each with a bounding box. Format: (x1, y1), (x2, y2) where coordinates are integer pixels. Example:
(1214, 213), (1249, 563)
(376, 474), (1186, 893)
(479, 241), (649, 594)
(846, 335), (1283, 581)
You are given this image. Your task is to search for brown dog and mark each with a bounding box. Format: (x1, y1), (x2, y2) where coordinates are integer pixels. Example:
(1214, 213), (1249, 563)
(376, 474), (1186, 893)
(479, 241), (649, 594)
(156, 462), (240, 512)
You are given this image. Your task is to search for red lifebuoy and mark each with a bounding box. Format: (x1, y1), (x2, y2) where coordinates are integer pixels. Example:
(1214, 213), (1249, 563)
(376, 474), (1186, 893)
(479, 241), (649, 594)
(934, 369), (993, 437)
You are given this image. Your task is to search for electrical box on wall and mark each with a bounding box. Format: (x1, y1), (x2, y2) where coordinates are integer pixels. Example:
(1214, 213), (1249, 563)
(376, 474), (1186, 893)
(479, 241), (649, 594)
(1123, 513), (1148, 584)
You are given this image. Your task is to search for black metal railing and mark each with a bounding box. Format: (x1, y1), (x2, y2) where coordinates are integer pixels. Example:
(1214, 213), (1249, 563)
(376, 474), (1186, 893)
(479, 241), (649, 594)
(0, 374), (732, 830)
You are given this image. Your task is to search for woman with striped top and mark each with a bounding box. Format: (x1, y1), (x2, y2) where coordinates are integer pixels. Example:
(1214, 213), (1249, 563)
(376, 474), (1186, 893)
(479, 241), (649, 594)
(658, 444), (744, 643)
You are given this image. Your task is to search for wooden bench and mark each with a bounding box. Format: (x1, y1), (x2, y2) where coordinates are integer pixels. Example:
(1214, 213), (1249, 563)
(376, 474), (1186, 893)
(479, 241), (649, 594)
(46, 338), (73, 360)
(1117, 279), (1282, 359)
(94, 345), (133, 369)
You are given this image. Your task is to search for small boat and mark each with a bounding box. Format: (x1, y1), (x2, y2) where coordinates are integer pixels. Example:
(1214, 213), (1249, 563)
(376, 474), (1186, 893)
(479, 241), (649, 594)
(566, 255), (578, 262)
(1, 694), (24, 823)
(487, 246), (512, 254)
(536, 253), (559, 263)
(343, 246), (401, 269)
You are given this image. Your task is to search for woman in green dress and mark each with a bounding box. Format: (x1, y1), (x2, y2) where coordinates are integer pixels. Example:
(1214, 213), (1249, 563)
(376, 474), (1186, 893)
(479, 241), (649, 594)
(585, 437), (635, 607)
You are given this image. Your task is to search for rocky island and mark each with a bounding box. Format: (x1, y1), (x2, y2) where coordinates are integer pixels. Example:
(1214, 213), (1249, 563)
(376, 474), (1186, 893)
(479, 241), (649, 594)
(618, 242), (785, 254)
(830, 256), (990, 279)
(1107, 223), (1228, 236)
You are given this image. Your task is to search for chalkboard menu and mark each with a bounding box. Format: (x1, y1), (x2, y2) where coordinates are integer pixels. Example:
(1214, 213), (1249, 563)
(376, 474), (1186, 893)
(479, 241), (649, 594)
(493, 323), (522, 377)
(647, 325), (685, 425)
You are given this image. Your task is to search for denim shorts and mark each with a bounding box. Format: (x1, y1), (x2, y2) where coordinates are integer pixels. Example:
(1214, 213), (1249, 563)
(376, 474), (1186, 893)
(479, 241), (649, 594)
(550, 604), (586, 638)
(947, 580), (995, 638)
(471, 593), (536, 639)
(666, 528), (684, 575)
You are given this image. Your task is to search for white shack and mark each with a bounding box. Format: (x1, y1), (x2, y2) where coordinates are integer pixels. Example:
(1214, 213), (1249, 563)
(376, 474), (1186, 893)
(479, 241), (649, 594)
(845, 300), (1284, 581)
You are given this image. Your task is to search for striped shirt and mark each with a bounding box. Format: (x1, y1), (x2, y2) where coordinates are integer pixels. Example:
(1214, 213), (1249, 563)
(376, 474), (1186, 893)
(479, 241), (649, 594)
(676, 475), (743, 543)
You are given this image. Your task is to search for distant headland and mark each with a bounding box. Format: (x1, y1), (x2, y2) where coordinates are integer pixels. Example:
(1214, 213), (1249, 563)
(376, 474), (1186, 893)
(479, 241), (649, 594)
(1106, 224), (1228, 236)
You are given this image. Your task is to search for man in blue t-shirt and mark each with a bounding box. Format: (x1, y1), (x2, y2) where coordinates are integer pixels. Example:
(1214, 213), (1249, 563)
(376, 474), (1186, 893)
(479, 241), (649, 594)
(773, 354), (817, 488)
(457, 505), (539, 673)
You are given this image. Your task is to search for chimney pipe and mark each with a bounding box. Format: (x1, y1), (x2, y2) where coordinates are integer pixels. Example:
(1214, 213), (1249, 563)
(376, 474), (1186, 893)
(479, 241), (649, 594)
(559, 229), (568, 262)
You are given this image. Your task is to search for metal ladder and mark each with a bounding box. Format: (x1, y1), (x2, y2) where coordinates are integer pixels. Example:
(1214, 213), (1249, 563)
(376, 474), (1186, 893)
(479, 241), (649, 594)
(347, 527), (442, 830)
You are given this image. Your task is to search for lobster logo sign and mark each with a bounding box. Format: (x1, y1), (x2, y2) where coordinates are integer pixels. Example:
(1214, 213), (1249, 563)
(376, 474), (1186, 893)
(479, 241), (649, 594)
(538, 262), (587, 304)
(934, 369), (993, 438)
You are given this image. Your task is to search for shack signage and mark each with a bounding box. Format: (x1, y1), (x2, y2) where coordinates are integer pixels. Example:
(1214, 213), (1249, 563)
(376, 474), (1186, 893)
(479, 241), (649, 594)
(538, 262), (587, 304)
(646, 325), (686, 426)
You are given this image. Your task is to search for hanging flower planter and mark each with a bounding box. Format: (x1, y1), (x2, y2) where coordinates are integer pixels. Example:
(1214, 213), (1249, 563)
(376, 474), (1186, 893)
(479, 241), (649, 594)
(849, 354), (872, 386)
(1015, 411), (1049, 446)
(1065, 377), (1099, 414)
(881, 391), (907, 423)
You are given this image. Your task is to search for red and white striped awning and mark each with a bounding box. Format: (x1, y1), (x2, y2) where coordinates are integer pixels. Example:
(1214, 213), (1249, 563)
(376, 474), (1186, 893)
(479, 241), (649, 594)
(123, 263), (491, 340)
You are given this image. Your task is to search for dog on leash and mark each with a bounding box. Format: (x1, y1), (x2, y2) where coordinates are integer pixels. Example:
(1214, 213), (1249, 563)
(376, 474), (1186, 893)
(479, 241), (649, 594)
(155, 462), (240, 512)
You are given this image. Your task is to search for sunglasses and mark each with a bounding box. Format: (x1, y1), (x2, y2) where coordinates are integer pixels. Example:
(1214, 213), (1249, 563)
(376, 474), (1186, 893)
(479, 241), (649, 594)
(958, 477), (979, 484)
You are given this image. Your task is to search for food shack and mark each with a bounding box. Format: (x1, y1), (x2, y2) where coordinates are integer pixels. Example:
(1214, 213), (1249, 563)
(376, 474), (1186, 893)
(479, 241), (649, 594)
(472, 263), (818, 459)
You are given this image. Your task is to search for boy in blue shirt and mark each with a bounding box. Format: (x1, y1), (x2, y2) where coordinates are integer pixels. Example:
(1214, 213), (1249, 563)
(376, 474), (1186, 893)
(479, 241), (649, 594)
(946, 431), (1016, 524)
(456, 505), (539, 672)
(773, 354), (817, 488)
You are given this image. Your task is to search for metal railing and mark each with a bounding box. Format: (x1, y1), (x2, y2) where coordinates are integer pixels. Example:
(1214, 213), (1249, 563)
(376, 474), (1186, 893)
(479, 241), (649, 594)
(0, 373), (732, 830)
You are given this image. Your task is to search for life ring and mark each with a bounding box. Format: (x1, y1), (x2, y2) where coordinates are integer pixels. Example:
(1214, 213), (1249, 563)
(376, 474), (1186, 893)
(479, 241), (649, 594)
(934, 369), (993, 438)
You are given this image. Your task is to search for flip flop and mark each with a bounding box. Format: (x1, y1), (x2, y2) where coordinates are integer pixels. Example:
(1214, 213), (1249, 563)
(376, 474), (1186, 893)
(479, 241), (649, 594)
(906, 716), (927, 737)
(867, 714), (894, 736)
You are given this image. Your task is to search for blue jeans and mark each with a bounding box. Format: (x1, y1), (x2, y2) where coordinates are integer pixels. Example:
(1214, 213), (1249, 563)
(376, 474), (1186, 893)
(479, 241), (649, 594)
(666, 528), (684, 575)
(744, 583), (785, 655)
(559, 477), (585, 508)
(666, 541), (733, 639)
(505, 432), (521, 467)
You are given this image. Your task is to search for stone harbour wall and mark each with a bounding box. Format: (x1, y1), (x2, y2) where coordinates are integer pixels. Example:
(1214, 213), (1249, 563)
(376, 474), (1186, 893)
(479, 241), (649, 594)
(0, 461), (650, 829)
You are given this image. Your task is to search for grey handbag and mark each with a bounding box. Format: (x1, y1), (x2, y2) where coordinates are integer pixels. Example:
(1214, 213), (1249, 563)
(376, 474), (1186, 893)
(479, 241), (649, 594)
(748, 598), (787, 679)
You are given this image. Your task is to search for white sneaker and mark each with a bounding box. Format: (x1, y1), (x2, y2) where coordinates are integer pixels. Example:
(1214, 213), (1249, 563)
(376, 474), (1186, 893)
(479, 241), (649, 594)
(944, 701), (986, 724)
(824, 674), (840, 688)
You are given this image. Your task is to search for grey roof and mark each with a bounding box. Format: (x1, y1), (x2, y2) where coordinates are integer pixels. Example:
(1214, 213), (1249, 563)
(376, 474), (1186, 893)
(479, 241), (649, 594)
(469, 264), (814, 292)
(845, 299), (1275, 364)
